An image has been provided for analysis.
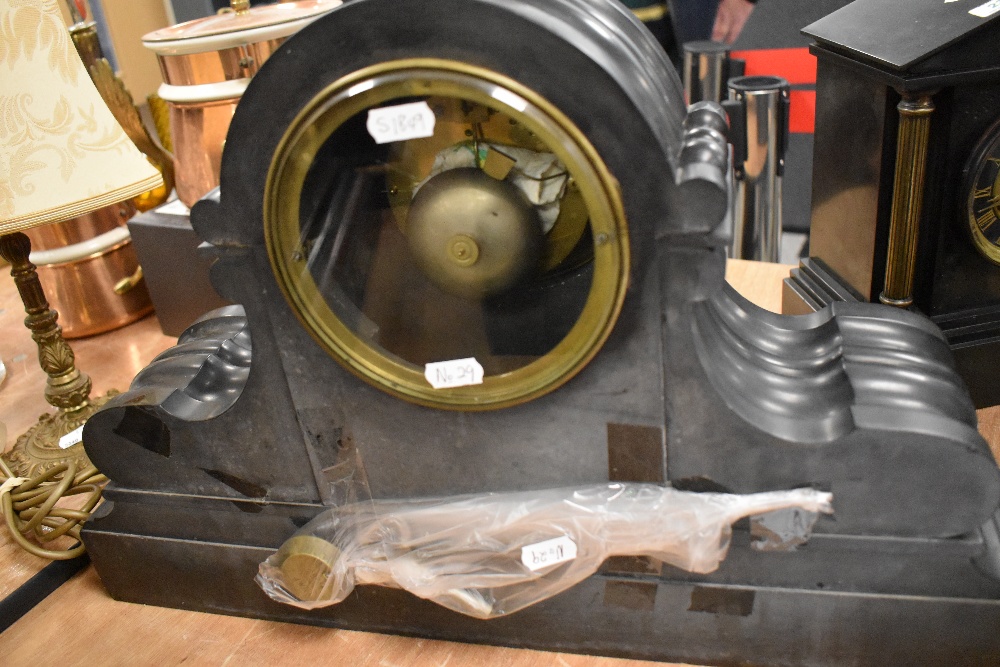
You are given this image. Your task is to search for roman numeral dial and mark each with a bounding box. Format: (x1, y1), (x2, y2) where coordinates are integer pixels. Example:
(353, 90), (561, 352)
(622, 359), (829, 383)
(966, 124), (1000, 265)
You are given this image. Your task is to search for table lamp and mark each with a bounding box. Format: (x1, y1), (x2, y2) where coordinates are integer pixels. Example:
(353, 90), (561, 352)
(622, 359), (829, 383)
(0, 0), (164, 477)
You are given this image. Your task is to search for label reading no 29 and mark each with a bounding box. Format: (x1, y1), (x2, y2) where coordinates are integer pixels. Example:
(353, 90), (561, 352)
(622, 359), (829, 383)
(367, 101), (436, 144)
(521, 536), (578, 571)
(424, 357), (485, 389)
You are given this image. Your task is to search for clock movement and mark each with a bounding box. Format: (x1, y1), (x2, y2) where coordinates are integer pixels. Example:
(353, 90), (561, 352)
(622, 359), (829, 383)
(782, 0), (1000, 408)
(79, 0), (1000, 664)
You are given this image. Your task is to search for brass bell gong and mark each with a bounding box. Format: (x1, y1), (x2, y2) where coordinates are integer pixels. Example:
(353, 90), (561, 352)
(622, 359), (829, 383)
(406, 168), (544, 299)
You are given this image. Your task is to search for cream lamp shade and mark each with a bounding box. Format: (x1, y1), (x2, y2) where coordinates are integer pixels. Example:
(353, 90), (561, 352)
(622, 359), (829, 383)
(0, 0), (163, 235)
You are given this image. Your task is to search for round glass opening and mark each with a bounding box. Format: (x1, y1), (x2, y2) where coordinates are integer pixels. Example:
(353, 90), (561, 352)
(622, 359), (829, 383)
(265, 60), (629, 409)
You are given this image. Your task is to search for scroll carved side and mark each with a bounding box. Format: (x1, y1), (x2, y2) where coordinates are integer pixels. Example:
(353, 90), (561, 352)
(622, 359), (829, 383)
(693, 281), (978, 444)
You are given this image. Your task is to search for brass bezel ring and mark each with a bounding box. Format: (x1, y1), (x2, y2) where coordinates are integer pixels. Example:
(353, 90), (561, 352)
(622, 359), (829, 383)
(264, 59), (629, 410)
(964, 120), (1000, 266)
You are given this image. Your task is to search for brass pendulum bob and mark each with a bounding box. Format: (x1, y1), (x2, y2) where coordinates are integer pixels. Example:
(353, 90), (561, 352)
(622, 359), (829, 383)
(0, 232), (113, 477)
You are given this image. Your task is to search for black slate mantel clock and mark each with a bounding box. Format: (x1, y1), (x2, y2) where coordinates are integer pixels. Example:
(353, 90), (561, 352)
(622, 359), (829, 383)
(77, 0), (1000, 664)
(783, 0), (1000, 407)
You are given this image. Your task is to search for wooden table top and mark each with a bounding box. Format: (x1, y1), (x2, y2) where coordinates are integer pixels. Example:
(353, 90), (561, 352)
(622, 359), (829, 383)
(0, 259), (996, 665)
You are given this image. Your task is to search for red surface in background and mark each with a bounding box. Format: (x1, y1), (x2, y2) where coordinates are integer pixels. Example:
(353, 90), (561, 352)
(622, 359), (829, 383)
(731, 47), (817, 133)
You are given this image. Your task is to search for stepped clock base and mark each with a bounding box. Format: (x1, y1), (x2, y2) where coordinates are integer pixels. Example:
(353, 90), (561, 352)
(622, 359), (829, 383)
(83, 486), (1000, 667)
(784, 258), (1000, 408)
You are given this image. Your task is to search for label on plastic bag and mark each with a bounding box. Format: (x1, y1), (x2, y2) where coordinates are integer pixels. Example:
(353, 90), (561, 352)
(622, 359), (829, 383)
(521, 536), (577, 571)
(424, 358), (484, 389)
(367, 101), (436, 144)
(58, 425), (84, 449)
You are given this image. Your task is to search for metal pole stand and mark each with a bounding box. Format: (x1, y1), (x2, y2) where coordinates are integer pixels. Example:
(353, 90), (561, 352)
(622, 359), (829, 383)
(725, 75), (790, 262)
(682, 40), (744, 105)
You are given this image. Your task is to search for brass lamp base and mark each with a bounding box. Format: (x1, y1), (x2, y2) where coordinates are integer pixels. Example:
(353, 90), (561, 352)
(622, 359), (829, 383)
(3, 394), (118, 478)
(0, 232), (109, 477)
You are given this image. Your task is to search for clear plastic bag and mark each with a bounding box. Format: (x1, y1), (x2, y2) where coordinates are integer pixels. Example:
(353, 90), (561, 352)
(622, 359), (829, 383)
(257, 484), (832, 619)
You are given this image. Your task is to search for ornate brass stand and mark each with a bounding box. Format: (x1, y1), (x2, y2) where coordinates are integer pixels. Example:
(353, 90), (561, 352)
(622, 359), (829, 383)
(66, 7), (173, 210)
(0, 232), (113, 477)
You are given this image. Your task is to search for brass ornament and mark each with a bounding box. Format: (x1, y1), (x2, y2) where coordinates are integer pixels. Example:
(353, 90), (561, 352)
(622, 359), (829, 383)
(0, 232), (105, 476)
(273, 534), (343, 603)
(72, 23), (174, 212)
(3, 394), (115, 478)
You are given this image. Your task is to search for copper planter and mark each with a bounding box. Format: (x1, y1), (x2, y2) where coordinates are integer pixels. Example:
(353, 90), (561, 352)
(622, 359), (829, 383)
(30, 227), (152, 339)
(143, 1), (341, 207)
(24, 201), (135, 251)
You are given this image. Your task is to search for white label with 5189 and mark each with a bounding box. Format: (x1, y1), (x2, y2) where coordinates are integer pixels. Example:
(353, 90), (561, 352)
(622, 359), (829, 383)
(367, 101), (436, 144)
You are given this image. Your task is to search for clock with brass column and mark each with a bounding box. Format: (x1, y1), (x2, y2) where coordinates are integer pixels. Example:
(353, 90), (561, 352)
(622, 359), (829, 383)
(783, 0), (1000, 407)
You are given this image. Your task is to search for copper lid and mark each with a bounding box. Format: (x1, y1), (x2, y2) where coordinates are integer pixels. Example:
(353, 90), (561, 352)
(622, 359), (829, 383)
(143, 0), (340, 55)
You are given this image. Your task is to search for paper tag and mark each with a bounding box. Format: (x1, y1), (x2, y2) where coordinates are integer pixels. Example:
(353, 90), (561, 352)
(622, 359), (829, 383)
(971, 0), (1000, 18)
(58, 425), (85, 450)
(521, 536), (577, 571)
(0, 477), (27, 495)
(424, 357), (484, 389)
(367, 101), (436, 144)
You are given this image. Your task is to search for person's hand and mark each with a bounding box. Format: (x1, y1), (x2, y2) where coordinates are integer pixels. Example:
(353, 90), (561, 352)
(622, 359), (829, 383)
(712, 0), (755, 44)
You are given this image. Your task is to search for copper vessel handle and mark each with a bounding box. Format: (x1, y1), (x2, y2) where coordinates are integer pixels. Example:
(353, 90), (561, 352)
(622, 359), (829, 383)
(114, 266), (144, 295)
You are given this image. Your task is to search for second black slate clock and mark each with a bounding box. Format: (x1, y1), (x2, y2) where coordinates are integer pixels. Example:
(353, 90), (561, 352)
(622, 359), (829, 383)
(783, 0), (1000, 408)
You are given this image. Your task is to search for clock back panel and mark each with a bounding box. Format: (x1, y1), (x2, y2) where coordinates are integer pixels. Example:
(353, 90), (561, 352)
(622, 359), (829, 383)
(260, 243), (668, 499)
(78, 1), (1000, 662)
(201, 0), (684, 500)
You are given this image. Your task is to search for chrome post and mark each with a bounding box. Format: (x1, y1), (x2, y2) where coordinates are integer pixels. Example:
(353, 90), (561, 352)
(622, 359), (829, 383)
(727, 75), (790, 262)
(682, 41), (732, 104)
